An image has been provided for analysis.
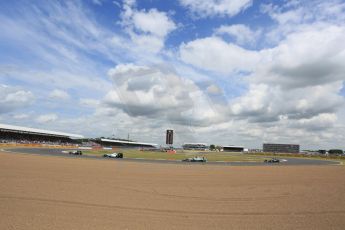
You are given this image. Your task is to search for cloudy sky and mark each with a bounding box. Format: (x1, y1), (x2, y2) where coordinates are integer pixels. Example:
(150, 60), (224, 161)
(1, 0), (345, 149)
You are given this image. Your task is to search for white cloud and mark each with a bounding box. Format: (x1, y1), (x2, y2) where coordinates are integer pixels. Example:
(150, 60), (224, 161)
(229, 82), (344, 123)
(255, 25), (345, 89)
(132, 9), (176, 38)
(178, 19), (345, 148)
(262, 0), (345, 26)
(261, 3), (304, 25)
(261, 0), (345, 44)
(92, 0), (104, 5)
(180, 36), (260, 73)
(0, 0), (120, 104)
(295, 113), (338, 131)
(13, 114), (30, 120)
(105, 63), (224, 126)
(179, 0), (253, 18)
(129, 33), (165, 54)
(120, 1), (177, 53)
(214, 24), (260, 46)
(226, 24), (345, 123)
(181, 24), (345, 87)
(1, 0), (345, 149)
(36, 114), (58, 123)
(49, 89), (70, 100)
(206, 84), (222, 95)
(0, 85), (34, 114)
(0, 67), (112, 96)
(80, 98), (100, 108)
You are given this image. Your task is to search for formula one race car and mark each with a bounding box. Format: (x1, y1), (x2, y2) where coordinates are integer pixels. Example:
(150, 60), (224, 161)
(264, 158), (280, 163)
(103, 152), (123, 158)
(69, 150), (82, 155)
(182, 156), (207, 162)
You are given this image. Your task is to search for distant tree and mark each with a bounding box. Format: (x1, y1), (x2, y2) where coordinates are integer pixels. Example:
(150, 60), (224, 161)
(328, 149), (343, 155)
(318, 150), (326, 154)
(210, 144), (215, 150)
(216, 145), (222, 151)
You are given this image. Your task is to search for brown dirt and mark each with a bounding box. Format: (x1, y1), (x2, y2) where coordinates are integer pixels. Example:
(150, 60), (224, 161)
(1, 151), (345, 230)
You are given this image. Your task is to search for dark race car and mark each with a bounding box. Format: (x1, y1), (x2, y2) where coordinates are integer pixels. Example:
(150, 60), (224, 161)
(264, 158), (280, 163)
(182, 156), (207, 162)
(69, 150), (82, 155)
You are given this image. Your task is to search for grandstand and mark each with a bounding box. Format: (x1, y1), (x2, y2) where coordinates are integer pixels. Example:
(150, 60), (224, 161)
(0, 123), (83, 146)
(182, 143), (209, 150)
(95, 138), (157, 148)
(223, 146), (244, 152)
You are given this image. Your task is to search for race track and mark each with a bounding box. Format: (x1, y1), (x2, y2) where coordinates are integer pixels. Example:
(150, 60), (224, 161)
(1, 150), (345, 230)
(3, 147), (341, 166)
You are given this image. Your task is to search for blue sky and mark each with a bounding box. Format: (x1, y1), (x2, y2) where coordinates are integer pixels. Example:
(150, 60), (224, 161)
(1, 0), (345, 149)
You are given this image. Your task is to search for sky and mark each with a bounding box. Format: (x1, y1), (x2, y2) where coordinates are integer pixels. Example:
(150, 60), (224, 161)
(1, 0), (345, 149)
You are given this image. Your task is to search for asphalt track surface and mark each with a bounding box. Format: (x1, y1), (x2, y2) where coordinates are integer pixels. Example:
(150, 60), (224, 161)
(2, 151), (345, 230)
(3, 148), (340, 166)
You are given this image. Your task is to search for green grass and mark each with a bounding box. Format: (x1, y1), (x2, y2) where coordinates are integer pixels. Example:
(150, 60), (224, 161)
(81, 149), (345, 164)
(1, 145), (343, 164)
(251, 152), (345, 163)
(83, 149), (272, 162)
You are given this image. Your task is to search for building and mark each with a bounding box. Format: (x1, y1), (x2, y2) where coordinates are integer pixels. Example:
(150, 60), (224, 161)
(263, 143), (300, 153)
(182, 143), (209, 150)
(0, 123), (83, 144)
(223, 146), (244, 152)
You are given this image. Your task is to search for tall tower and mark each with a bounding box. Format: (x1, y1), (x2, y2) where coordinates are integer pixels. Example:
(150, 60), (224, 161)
(166, 129), (173, 148)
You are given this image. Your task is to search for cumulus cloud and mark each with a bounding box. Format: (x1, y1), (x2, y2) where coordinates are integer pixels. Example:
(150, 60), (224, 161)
(224, 25), (345, 123)
(179, 0), (253, 18)
(1, 0), (345, 148)
(180, 36), (260, 73)
(294, 113), (338, 131)
(49, 89), (70, 100)
(13, 114), (30, 120)
(214, 24), (261, 46)
(229, 82), (344, 123)
(128, 34), (165, 54)
(256, 26), (345, 89)
(121, 0), (177, 53)
(0, 85), (34, 114)
(105, 63), (223, 126)
(36, 113), (58, 123)
(206, 84), (223, 95)
(132, 9), (176, 37)
(79, 98), (100, 108)
(178, 13), (345, 147)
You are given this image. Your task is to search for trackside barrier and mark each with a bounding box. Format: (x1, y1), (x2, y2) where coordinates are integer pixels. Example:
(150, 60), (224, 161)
(167, 150), (176, 154)
(78, 147), (93, 150)
(0, 143), (78, 149)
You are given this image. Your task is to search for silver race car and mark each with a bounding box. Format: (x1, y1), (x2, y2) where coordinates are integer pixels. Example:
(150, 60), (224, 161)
(103, 152), (123, 158)
(182, 156), (207, 162)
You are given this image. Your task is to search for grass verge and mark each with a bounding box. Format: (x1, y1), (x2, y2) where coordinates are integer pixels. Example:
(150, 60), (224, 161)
(84, 149), (274, 162)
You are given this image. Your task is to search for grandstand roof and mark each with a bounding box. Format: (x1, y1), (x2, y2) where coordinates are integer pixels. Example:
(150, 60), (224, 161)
(0, 123), (84, 139)
(223, 146), (244, 148)
(183, 143), (208, 146)
(100, 138), (157, 147)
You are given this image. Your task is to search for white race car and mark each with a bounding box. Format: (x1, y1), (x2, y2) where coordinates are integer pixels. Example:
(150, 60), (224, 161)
(182, 156), (207, 162)
(103, 152), (123, 158)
